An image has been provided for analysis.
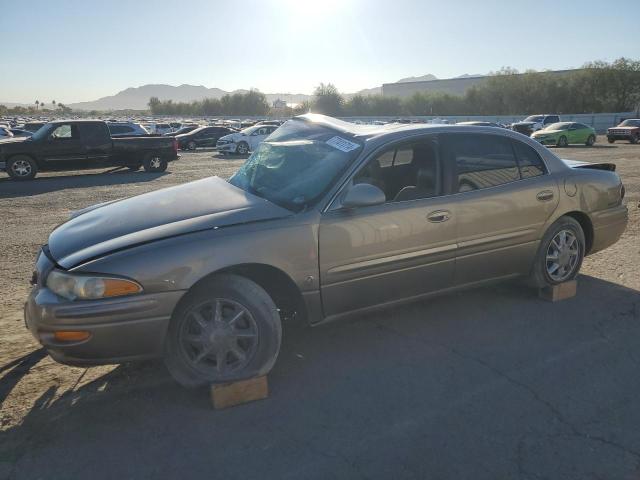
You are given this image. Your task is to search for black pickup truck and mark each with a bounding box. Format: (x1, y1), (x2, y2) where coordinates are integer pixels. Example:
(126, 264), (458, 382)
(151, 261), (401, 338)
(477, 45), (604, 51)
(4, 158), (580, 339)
(0, 120), (179, 180)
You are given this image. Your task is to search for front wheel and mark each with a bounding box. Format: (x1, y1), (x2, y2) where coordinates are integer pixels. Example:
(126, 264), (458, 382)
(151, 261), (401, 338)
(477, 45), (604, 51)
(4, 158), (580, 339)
(7, 155), (38, 180)
(143, 153), (167, 173)
(529, 216), (585, 288)
(556, 135), (568, 147)
(236, 141), (249, 155)
(607, 137), (615, 144)
(164, 274), (282, 387)
(630, 134), (639, 145)
(187, 141), (197, 150)
(586, 134), (596, 147)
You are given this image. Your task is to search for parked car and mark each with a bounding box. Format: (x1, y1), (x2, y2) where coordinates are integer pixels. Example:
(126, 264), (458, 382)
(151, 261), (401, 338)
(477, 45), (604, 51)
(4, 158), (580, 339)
(216, 124), (279, 154)
(21, 121), (47, 133)
(456, 121), (506, 128)
(0, 127), (14, 139)
(176, 126), (237, 150)
(511, 115), (560, 136)
(0, 120), (179, 180)
(107, 122), (150, 137)
(607, 119), (640, 144)
(24, 114), (628, 386)
(164, 125), (200, 137)
(531, 122), (596, 147)
(145, 123), (173, 135)
(9, 128), (33, 138)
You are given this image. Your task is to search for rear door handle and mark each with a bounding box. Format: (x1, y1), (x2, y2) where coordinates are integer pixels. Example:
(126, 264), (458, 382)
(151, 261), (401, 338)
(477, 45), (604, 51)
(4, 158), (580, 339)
(427, 210), (451, 223)
(536, 190), (554, 202)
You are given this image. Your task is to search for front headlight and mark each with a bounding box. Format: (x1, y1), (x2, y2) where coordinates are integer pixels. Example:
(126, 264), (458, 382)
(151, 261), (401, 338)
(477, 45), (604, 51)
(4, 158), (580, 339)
(46, 270), (143, 300)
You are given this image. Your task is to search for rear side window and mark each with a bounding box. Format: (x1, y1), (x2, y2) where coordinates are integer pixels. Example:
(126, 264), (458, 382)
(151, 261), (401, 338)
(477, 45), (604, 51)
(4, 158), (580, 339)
(512, 140), (547, 179)
(79, 123), (109, 144)
(109, 125), (133, 134)
(444, 134), (519, 192)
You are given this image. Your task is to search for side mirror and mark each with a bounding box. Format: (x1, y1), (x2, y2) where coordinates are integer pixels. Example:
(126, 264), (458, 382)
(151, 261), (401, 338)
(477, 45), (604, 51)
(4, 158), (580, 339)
(341, 183), (386, 209)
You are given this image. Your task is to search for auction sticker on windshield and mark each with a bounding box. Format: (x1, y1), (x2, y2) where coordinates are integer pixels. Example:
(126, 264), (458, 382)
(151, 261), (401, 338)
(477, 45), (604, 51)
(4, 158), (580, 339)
(326, 136), (360, 152)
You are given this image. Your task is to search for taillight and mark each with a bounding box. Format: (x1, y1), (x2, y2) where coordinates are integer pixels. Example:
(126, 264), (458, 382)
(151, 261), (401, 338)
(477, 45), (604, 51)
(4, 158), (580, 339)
(172, 138), (178, 153)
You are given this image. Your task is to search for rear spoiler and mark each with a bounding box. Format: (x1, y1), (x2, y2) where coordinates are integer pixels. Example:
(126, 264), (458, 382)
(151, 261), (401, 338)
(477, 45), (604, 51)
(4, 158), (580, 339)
(562, 159), (616, 172)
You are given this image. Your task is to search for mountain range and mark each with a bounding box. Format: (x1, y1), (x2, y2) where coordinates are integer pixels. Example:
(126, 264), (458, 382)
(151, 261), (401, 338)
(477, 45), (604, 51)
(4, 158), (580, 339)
(2, 73), (485, 111)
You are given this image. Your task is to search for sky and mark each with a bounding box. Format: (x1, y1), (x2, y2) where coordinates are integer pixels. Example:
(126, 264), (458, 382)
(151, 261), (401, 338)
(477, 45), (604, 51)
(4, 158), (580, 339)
(1, 0), (639, 104)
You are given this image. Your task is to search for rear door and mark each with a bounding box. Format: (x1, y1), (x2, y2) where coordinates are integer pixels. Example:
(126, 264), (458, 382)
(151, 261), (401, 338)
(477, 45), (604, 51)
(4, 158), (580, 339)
(79, 123), (112, 168)
(441, 133), (559, 285)
(319, 135), (457, 317)
(40, 123), (86, 170)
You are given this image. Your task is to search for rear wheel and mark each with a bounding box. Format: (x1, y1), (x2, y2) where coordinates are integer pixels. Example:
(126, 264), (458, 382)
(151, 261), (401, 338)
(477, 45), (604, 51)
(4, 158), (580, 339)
(143, 153), (167, 173)
(529, 216), (585, 288)
(164, 274), (282, 387)
(7, 155), (37, 180)
(557, 135), (568, 147)
(586, 134), (596, 147)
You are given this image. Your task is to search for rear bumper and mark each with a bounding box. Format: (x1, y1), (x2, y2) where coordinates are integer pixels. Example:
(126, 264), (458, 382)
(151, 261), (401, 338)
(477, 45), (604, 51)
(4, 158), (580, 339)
(589, 204), (628, 254)
(24, 287), (186, 366)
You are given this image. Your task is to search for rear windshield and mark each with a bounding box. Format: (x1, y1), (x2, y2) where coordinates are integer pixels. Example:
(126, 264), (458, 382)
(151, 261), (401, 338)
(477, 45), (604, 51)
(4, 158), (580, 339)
(229, 119), (362, 212)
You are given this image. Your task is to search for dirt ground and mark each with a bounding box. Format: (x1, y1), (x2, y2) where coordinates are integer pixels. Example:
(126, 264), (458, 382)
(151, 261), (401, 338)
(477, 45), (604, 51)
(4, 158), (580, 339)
(0, 138), (639, 479)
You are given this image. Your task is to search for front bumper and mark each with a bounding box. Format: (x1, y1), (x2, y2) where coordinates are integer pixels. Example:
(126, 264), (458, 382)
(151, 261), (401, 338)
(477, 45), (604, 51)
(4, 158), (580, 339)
(24, 283), (185, 366)
(215, 142), (238, 152)
(533, 136), (558, 145)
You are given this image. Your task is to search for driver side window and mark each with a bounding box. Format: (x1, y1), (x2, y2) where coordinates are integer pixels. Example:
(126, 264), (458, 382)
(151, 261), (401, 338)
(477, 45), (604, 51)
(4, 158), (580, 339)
(51, 124), (75, 139)
(353, 137), (441, 203)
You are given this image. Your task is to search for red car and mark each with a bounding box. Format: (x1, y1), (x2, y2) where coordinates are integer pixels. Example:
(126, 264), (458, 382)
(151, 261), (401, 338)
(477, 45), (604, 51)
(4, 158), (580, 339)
(607, 119), (640, 144)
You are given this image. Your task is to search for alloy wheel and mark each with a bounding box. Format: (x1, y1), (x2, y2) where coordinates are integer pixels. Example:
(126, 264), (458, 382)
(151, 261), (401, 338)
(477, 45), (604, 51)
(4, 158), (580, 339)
(545, 229), (580, 282)
(178, 298), (259, 376)
(11, 159), (32, 177)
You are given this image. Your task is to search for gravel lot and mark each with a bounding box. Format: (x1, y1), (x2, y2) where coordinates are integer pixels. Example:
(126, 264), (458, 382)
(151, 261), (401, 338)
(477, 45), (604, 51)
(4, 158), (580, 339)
(1, 138), (639, 479)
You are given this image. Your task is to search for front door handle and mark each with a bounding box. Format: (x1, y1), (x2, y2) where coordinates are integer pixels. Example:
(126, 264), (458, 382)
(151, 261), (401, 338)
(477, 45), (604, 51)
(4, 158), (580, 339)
(427, 210), (451, 223)
(536, 190), (554, 202)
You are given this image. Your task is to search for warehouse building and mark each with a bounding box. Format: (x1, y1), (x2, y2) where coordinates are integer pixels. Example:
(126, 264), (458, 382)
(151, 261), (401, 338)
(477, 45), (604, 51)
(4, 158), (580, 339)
(382, 69), (580, 98)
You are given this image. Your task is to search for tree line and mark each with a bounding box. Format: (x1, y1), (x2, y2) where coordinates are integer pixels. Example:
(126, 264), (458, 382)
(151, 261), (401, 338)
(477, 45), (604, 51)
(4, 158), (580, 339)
(0, 102), (72, 115)
(148, 90), (270, 116)
(312, 58), (640, 117)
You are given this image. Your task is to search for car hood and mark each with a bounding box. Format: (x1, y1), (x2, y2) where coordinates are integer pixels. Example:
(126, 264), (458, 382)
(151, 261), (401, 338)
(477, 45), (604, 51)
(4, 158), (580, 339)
(219, 133), (243, 142)
(533, 129), (563, 135)
(610, 126), (638, 130)
(0, 136), (29, 145)
(48, 176), (292, 268)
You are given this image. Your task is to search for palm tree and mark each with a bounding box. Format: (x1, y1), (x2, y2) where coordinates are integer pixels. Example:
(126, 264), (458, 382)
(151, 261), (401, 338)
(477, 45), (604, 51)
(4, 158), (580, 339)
(35, 100), (40, 110)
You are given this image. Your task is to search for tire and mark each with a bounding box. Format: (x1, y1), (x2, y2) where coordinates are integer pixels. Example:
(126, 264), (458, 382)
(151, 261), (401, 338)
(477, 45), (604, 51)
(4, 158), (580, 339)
(556, 135), (568, 147)
(6, 155), (37, 180)
(187, 141), (197, 151)
(528, 216), (585, 289)
(586, 134), (596, 147)
(142, 153), (167, 173)
(607, 137), (615, 144)
(630, 134), (639, 145)
(236, 141), (249, 155)
(164, 274), (282, 387)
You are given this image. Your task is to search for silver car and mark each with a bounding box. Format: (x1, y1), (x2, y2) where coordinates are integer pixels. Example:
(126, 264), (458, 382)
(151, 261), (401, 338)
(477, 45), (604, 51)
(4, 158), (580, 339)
(24, 114), (628, 386)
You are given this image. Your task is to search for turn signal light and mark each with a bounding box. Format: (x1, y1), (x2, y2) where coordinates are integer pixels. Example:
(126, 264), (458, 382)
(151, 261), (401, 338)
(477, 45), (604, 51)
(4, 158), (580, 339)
(53, 331), (91, 342)
(101, 278), (142, 297)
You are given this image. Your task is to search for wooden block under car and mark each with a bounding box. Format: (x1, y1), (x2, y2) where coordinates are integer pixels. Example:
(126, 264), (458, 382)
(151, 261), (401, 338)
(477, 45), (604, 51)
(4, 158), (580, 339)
(210, 376), (269, 409)
(539, 280), (577, 302)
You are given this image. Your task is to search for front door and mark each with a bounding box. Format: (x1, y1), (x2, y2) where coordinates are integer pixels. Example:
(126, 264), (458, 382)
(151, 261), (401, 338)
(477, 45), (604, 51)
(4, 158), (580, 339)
(441, 133), (559, 285)
(41, 123), (86, 170)
(319, 136), (457, 318)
